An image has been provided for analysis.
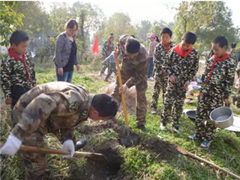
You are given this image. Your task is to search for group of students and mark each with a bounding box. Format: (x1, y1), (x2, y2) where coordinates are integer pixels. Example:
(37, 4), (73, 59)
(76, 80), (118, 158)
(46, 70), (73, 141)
(0, 22), (239, 179)
(100, 29), (238, 150)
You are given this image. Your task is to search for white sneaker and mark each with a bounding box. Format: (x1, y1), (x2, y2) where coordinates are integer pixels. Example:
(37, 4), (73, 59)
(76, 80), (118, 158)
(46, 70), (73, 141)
(98, 72), (103, 77)
(172, 127), (180, 134)
(151, 109), (157, 115)
(200, 141), (211, 149)
(160, 123), (167, 131)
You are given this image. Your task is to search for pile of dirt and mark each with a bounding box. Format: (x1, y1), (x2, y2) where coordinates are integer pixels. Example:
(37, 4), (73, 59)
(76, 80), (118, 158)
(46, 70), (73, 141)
(105, 82), (136, 110)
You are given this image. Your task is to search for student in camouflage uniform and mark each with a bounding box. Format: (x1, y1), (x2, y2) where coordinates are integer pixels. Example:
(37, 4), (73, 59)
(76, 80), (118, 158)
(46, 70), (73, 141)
(1, 30), (36, 109)
(0, 82), (118, 180)
(112, 35), (149, 132)
(101, 51), (117, 81)
(151, 28), (174, 115)
(189, 36), (235, 149)
(99, 33), (114, 76)
(161, 32), (199, 132)
(230, 43), (238, 67)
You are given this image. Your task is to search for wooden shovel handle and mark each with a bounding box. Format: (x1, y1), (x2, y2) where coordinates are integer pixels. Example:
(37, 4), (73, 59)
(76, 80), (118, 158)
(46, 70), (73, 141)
(0, 144), (104, 158)
(115, 50), (128, 127)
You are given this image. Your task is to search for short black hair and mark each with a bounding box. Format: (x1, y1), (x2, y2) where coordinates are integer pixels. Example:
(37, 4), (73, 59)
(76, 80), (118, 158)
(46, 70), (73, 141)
(231, 43), (236, 48)
(10, 30), (29, 46)
(182, 31), (197, 45)
(65, 19), (78, 30)
(92, 94), (118, 117)
(126, 38), (140, 54)
(213, 36), (228, 48)
(161, 27), (172, 37)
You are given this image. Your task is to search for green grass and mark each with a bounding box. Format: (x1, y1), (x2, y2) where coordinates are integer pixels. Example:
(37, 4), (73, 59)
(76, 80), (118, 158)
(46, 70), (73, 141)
(1, 58), (240, 180)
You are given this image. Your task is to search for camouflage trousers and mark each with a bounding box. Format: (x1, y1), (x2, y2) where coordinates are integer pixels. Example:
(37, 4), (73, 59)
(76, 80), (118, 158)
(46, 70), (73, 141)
(195, 88), (223, 141)
(151, 74), (168, 111)
(161, 82), (186, 129)
(237, 95), (240, 108)
(23, 132), (46, 180)
(100, 64), (108, 74)
(105, 64), (117, 81)
(112, 70), (147, 126)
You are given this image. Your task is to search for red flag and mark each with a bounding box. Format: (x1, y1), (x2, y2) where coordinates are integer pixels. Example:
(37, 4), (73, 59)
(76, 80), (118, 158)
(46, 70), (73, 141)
(92, 34), (99, 56)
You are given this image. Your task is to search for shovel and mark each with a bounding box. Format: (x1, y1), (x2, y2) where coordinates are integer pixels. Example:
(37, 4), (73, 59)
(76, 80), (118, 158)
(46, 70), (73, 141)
(0, 144), (108, 163)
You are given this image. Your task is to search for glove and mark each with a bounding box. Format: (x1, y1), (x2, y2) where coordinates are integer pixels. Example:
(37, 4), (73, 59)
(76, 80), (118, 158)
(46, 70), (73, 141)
(0, 133), (22, 156)
(61, 139), (75, 158)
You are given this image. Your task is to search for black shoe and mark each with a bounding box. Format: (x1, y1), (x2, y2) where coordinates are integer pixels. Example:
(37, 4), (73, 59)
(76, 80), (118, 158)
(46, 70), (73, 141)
(137, 125), (147, 132)
(75, 139), (88, 151)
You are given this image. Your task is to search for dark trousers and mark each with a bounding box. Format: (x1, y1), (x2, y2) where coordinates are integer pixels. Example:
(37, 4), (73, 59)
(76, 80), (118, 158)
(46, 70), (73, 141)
(148, 57), (154, 78)
(11, 86), (29, 109)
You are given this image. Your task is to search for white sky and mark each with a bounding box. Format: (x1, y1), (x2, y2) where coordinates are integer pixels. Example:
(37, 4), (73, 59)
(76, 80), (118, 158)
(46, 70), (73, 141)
(42, 0), (240, 28)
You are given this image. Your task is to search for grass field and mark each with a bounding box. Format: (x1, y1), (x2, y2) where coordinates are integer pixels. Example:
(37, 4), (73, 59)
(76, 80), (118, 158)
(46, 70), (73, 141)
(0, 58), (240, 180)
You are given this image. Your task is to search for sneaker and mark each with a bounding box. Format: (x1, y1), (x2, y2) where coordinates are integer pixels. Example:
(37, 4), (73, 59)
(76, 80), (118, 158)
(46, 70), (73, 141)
(151, 109), (157, 115)
(137, 125), (147, 132)
(172, 127), (180, 134)
(76, 139), (88, 151)
(160, 123), (167, 131)
(98, 71), (103, 77)
(188, 134), (196, 140)
(200, 141), (211, 149)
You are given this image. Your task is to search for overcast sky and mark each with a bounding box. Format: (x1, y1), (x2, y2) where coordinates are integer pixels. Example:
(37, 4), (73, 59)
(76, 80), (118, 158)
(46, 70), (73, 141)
(43, 0), (240, 28)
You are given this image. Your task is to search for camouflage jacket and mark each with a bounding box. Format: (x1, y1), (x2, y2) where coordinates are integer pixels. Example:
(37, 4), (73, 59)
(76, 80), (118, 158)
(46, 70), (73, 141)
(101, 40), (114, 59)
(153, 42), (175, 75)
(201, 56), (235, 99)
(163, 47), (199, 87)
(0, 52), (36, 98)
(11, 82), (93, 143)
(118, 35), (149, 88)
(230, 49), (239, 66)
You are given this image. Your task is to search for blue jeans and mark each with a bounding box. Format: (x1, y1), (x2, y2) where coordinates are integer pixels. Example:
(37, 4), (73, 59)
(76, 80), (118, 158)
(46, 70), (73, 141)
(56, 70), (74, 83)
(148, 57), (154, 78)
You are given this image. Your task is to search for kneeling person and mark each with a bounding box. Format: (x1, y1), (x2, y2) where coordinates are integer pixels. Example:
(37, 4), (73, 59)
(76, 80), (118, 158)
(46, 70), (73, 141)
(0, 82), (118, 180)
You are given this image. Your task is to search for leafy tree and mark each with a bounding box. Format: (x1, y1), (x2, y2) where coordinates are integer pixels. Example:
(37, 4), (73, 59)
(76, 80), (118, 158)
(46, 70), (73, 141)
(0, 1), (23, 46)
(137, 20), (152, 41)
(103, 13), (137, 43)
(173, 1), (240, 55)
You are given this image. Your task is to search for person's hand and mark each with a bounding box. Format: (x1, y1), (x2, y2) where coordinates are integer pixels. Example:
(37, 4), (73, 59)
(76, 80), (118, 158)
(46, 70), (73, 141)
(76, 64), (80, 72)
(5, 98), (12, 105)
(162, 69), (167, 76)
(224, 99), (231, 107)
(183, 81), (190, 91)
(114, 50), (120, 59)
(101, 61), (104, 65)
(0, 133), (22, 156)
(61, 140), (75, 158)
(58, 68), (63, 76)
(169, 75), (176, 84)
(119, 84), (128, 94)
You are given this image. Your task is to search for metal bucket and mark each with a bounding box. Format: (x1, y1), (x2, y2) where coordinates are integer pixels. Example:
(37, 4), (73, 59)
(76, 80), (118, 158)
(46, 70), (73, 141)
(210, 107), (234, 129)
